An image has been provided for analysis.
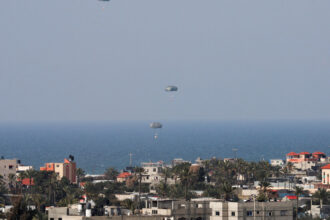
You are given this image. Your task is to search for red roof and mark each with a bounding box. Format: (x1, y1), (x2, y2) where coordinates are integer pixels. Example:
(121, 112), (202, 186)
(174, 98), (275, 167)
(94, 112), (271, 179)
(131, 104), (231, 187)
(285, 195), (297, 200)
(313, 152), (325, 155)
(299, 152), (311, 155)
(20, 178), (34, 186)
(117, 172), (132, 178)
(322, 164), (330, 169)
(287, 152), (298, 156)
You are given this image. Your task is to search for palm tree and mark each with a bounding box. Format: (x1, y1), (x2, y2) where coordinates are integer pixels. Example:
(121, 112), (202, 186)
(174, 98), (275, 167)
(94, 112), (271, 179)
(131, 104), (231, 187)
(259, 180), (271, 193)
(258, 180), (271, 201)
(76, 168), (85, 186)
(293, 186), (304, 220)
(222, 182), (234, 201)
(24, 169), (35, 194)
(134, 167), (144, 210)
(313, 188), (329, 209)
(104, 167), (118, 181)
(160, 167), (172, 197)
(8, 173), (17, 194)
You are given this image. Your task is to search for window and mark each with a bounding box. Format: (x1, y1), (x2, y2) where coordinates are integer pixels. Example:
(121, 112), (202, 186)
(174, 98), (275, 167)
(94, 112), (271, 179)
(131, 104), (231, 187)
(9, 165), (13, 169)
(50, 218), (54, 220)
(56, 165), (60, 167)
(267, 212), (272, 216)
(215, 211), (220, 216)
(153, 168), (156, 172)
(256, 211), (260, 215)
(48, 165), (51, 168)
(280, 210), (287, 216)
(246, 211), (253, 216)
(152, 210), (158, 214)
(58, 218), (62, 220)
(231, 212), (235, 216)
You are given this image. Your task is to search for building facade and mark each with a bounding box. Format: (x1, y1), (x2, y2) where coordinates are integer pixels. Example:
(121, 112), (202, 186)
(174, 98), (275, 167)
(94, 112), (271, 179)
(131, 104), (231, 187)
(0, 158), (20, 184)
(210, 201), (293, 220)
(40, 158), (76, 183)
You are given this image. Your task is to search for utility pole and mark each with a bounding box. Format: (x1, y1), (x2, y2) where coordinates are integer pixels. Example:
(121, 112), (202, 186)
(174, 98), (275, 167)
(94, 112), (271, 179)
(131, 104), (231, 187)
(232, 148), (238, 160)
(252, 194), (256, 220)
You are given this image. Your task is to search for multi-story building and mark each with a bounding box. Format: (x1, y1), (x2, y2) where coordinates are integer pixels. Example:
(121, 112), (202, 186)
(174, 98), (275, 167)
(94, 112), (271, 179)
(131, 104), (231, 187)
(286, 152), (326, 163)
(141, 161), (165, 184)
(40, 158), (76, 183)
(143, 198), (214, 220)
(321, 164), (330, 185)
(0, 158), (20, 184)
(209, 201), (293, 220)
(286, 151), (327, 170)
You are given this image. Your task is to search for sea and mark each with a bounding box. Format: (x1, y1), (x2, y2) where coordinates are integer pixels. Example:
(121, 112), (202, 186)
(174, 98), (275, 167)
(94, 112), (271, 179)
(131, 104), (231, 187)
(0, 120), (330, 174)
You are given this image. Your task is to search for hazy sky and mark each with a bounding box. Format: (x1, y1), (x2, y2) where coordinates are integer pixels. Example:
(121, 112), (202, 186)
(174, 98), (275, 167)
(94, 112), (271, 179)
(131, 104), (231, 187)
(1, 0), (330, 121)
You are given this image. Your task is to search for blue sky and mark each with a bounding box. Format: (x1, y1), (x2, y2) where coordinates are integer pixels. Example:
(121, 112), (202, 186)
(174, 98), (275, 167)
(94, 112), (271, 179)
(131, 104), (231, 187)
(1, 0), (330, 121)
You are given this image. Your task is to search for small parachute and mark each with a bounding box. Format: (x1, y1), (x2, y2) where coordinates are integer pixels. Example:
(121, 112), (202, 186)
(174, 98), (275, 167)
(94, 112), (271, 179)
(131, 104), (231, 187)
(165, 86), (178, 92)
(150, 122), (162, 139)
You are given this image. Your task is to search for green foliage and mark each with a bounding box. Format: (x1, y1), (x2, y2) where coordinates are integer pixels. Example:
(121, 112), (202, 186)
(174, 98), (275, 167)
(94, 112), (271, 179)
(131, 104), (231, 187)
(104, 167), (119, 181)
(7, 196), (36, 220)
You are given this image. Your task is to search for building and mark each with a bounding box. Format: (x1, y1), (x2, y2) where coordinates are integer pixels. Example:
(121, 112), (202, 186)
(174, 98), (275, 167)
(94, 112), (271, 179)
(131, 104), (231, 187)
(209, 201), (293, 220)
(172, 158), (191, 167)
(40, 158), (77, 183)
(17, 165), (33, 173)
(286, 151), (326, 164)
(321, 164), (330, 185)
(143, 198), (213, 220)
(0, 158), (20, 184)
(116, 172), (132, 183)
(269, 159), (284, 167)
(141, 161), (165, 184)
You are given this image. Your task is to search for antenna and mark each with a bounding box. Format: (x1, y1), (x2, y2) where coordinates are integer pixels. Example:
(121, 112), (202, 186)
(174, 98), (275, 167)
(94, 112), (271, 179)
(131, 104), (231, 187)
(129, 153), (133, 167)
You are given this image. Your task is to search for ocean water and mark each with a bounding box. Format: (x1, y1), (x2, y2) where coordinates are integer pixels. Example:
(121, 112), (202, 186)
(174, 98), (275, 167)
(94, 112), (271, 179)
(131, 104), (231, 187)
(0, 120), (330, 174)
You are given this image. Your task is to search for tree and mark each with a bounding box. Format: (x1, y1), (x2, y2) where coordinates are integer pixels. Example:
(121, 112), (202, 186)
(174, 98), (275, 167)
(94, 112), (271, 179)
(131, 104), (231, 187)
(7, 196), (36, 220)
(8, 174), (17, 194)
(104, 167), (119, 181)
(160, 167), (172, 196)
(313, 188), (329, 208)
(76, 168), (85, 186)
(133, 167), (144, 210)
(294, 186), (304, 220)
(258, 180), (272, 201)
(222, 182), (235, 201)
(0, 175), (7, 205)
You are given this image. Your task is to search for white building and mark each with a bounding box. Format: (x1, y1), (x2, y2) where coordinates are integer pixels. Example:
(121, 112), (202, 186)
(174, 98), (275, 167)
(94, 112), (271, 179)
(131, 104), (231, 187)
(269, 159), (284, 167)
(210, 201), (293, 220)
(141, 161), (165, 184)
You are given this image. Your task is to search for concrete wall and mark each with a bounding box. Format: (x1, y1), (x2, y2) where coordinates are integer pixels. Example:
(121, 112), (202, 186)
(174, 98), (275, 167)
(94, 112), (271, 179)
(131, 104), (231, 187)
(0, 159), (19, 184)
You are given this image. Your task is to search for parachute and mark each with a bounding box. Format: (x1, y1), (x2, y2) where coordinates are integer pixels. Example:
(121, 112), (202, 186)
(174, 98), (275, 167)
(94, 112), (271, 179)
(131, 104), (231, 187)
(150, 122), (162, 139)
(165, 86), (178, 92)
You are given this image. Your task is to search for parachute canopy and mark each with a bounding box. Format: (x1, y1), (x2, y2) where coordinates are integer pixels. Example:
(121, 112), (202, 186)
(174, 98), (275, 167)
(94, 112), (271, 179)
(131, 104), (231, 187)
(165, 86), (178, 92)
(150, 122), (162, 129)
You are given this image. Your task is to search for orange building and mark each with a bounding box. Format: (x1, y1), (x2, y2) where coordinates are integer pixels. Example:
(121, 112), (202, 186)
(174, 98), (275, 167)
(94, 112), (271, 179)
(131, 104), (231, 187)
(286, 151), (326, 163)
(40, 158), (77, 184)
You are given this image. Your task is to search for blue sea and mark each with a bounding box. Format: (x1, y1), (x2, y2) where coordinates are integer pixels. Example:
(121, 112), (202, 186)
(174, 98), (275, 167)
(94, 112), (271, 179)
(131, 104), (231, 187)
(0, 120), (330, 174)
